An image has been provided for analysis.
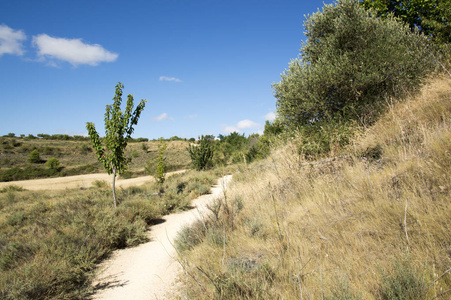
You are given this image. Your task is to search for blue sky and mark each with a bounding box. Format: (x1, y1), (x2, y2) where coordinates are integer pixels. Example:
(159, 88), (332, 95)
(0, 0), (326, 139)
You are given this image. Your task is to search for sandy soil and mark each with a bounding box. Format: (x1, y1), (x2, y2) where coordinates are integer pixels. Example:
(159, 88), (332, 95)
(0, 170), (186, 191)
(91, 175), (233, 300)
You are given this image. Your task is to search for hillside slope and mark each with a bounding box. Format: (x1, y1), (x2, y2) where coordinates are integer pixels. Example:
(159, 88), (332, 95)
(0, 139), (191, 181)
(175, 76), (451, 299)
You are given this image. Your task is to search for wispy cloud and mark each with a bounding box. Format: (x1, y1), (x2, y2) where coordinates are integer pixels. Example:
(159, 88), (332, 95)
(0, 24), (26, 56)
(32, 34), (118, 66)
(159, 76), (182, 82)
(187, 114), (198, 119)
(152, 113), (174, 121)
(264, 112), (276, 121)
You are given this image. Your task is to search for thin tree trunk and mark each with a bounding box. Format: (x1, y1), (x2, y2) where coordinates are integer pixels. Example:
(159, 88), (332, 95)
(112, 166), (117, 208)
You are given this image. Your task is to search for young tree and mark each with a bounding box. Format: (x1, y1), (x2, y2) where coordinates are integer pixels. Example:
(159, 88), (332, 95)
(86, 82), (146, 208)
(146, 139), (167, 193)
(187, 135), (214, 170)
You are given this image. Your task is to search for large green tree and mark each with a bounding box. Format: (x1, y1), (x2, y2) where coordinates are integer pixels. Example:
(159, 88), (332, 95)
(86, 82), (146, 208)
(360, 0), (451, 44)
(273, 0), (432, 129)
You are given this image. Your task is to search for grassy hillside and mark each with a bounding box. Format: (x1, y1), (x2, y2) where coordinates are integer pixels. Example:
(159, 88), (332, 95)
(175, 76), (451, 299)
(0, 139), (191, 181)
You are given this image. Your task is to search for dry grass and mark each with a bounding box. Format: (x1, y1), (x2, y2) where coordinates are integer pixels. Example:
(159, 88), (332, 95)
(175, 76), (451, 299)
(0, 140), (191, 181)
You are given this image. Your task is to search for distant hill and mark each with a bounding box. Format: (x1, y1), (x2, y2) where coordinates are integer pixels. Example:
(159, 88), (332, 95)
(0, 138), (191, 181)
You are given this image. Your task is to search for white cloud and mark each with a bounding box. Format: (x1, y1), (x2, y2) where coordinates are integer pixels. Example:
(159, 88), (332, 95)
(222, 119), (262, 134)
(0, 24), (26, 56)
(237, 119), (261, 130)
(152, 113), (174, 121)
(159, 76), (182, 82)
(32, 34), (118, 66)
(264, 112), (276, 121)
(222, 125), (239, 134)
(188, 114), (198, 119)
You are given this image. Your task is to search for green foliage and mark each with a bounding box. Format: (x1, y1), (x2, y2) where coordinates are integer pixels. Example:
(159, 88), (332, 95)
(27, 149), (41, 163)
(263, 120), (284, 136)
(45, 157), (61, 171)
(360, 0), (451, 45)
(187, 135), (214, 170)
(154, 140), (167, 191)
(273, 0), (433, 129)
(0, 166), (58, 181)
(379, 255), (430, 300)
(146, 139), (167, 192)
(86, 82), (146, 208)
(0, 185), (26, 193)
(298, 120), (356, 159)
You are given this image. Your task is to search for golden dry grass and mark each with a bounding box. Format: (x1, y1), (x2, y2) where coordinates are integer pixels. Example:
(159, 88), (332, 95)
(175, 76), (451, 299)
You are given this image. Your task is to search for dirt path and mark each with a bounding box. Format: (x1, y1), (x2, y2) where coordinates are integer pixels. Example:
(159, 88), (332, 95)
(91, 175), (233, 300)
(0, 170), (186, 191)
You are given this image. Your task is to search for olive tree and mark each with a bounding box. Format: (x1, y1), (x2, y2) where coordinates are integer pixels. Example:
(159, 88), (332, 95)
(273, 0), (433, 129)
(86, 82), (146, 208)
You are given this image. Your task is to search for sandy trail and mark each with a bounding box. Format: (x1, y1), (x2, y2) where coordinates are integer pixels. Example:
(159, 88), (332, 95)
(0, 170), (186, 191)
(91, 175), (233, 300)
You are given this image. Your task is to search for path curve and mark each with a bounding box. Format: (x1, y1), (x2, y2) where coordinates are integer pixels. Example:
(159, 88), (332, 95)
(91, 175), (233, 300)
(0, 170), (186, 191)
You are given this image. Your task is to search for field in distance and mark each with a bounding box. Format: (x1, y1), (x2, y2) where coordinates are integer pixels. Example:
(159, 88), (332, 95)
(0, 137), (191, 182)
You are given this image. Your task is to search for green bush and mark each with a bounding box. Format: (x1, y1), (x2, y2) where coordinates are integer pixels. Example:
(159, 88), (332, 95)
(379, 256), (430, 300)
(273, 0), (433, 129)
(187, 135), (214, 170)
(27, 149), (41, 163)
(0, 166), (58, 182)
(45, 157), (61, 171)
(297, 120), (356, 159)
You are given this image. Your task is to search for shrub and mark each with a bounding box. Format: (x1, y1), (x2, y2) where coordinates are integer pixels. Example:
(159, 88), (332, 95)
(27, 149), (41, 163)
(175, 220), (207, 253)
(273, 0), (433, 129)
(45, 157), (61, 171)
(187, 135), (214, 170)
(379, 256), (430, 300)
